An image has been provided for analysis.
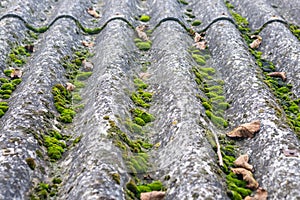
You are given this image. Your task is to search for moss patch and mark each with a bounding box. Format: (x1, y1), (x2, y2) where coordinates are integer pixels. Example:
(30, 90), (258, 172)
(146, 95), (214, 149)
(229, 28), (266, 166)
(140, 15), (151, 22)
(191, 47), (229, 129)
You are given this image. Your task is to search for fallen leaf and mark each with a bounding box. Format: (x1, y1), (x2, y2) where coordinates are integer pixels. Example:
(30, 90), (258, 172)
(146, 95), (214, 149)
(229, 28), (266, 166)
(226, 120), (260, 138)
(82, 41), (94, 47)
(282, 149), (299, 157)
(66, 82), (75, 91)
(250, 35), (262, 49)
(193, 41), (206, 50)
(136, 25), (149, 41)
(82, 60), (93, 71)
(139, 72), (151, 79)
(245, 187), (268, 200)
(233, 154), (254, 172)
(11, 68), (23, 78)
(194, 32), (203, 42)
(267, 72), (286, 82)
(87, 7), (100, 18)
(231, 168), (259, 189)
(140, 191), (166, 200)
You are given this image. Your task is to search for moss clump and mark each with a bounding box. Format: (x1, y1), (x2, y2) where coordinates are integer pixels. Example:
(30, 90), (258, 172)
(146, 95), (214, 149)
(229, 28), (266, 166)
(112, 173), (121, 184)
(43, 132), (66, 161)
(140, 15), (151, 22)
(52, 84), (75, 123)
(199, 67), (216, 75)
(0, 78), (9, 83)
(135, 41), (152, 51)
(1, 83), (14, 90)
(134, 78), (149, 90)
(76, 71), (92, 81)
(192, 54), (206, 65)
(191, 20), (202, 26)
(289, 24), (300, 40)
(25, 157), (36, 170)
(125, 119), (144, 134)
(205, 110), (228, 128)
(52, 178), (62, 184)
(7, 45), (30, 66)
(131, 108), (155, 124)
(178, 0), (188, 5)
(30, 180), (60, 199)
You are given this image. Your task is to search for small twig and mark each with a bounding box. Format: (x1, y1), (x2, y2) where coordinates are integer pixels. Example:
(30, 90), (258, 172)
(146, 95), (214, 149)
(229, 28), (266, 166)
(214, 133), (223, 166)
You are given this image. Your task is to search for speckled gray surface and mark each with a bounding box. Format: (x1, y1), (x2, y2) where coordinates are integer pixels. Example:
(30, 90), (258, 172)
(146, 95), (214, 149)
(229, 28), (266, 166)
(0, 0), (300, 199)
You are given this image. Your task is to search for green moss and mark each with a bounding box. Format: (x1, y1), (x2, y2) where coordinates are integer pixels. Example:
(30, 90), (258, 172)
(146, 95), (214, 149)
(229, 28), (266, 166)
(1, 83), (14, 90)
(3, 69), (12, 77)
(228, 182), (252, 198)
(134, 117), (146, 126)
(178, 0), (188, 5)
(2, 94), (10, 99)
(76, 71), (92, 81)
(185, 12), (195, 18)
(135, 41), (152, 51)
(11, 78), (22, 85)
(205, 110), (228, 128)
(191, 20), (202, 26)
(134, 78), (148, 90)
(0, 90), (12, 95)
(205, 85), (224, 95)
(52, 178), (62, 184)
(126, 179), (139, 196)
(140, 15), (151, 22)
(125, 119), (144, 135)
(36, 150), (43, 158)
(202, 102), (212, 110)
(192, 54), (206, 65)
(131, 92), (150, 108)
(199, 67), (215, 75)
(228, 190), (243, 200)
(112, 173), (121, 184)
(289, 24), (300, 40)
(131, 108), (155, 123)
(25, 157), (36, 170)
(74, 81), (85, 88)
(0, 78), (9, 83)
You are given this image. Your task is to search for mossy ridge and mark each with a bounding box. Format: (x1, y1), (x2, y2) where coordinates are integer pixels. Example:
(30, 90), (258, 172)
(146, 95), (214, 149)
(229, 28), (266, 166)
(126, 179), (166, 199)
(226, 3), (300, 137)
(30, 178), (62, 200)
(216, 136), (253, 199)
(0, 74), (22, 117)
(192, 64), (229, 128)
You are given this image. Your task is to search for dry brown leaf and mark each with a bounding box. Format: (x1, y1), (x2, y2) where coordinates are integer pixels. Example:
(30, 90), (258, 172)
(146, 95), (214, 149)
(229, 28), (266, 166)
(267, 72), (287, 82)
(136, 25), (149, 41)
(11, 68), (23, 78)
(194, 32), (202, 42)
(231, 168), (259, 189)
(82, 60), (93, 71)
(82, 41), (94, 47)
(139, 72), (151, 80)
(233, 154), (254, 172)
(193, 41), (206, 50)
(87, 7), (100, 18)
(250, 35), (262, 49)
(226, 120), (260, 138)
(245, 187), (268, 200)
(66, 82), (75, 91)
(140, 191), (166, 200)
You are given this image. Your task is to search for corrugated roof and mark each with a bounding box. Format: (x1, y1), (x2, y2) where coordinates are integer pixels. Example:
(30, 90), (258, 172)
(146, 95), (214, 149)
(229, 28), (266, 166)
(0, 0), (299, 199)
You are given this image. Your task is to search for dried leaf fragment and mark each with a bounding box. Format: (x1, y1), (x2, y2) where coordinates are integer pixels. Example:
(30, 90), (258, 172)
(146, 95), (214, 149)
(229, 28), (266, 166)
(267, 72), (286, 82)
(226, 120), (260, 138)
(139, 72), (151, 80)
(194, 32), (203, 42)
(234, 154), (254, 171)
(140, 191), (166, 200)
(245, 187), (268, 200)
(231, 168), (259, 189)
(82, 41), (94, 47)
(82, 60), (93, 71)
(87, 7), (100, 18)
(11, 68), (23, 78)
(66, 82), (75, 91)
(193, 41), (206, 50)
(250, 35), (262, 49)
(136, 25), (149, 41)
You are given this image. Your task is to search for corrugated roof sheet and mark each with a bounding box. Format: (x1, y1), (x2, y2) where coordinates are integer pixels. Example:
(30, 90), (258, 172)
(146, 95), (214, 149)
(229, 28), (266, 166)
(0, 0), (299, 199)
